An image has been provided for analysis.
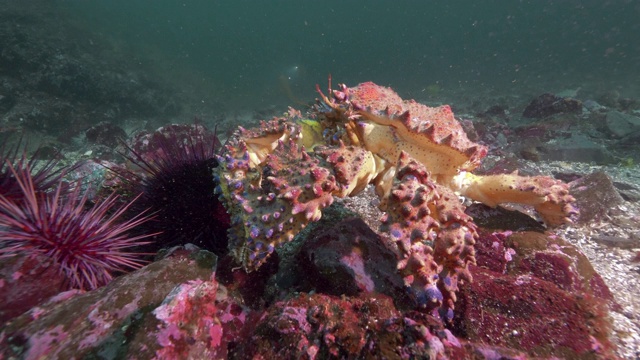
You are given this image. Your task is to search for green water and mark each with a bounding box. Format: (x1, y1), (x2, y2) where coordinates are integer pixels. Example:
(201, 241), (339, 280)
(61, 0), (639, 109)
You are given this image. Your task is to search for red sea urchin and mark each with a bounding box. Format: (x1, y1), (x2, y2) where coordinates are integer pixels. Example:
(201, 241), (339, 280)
(0, 142), (71, 204)
(122, 124), (231, 255)
(0, 162), (155, 291)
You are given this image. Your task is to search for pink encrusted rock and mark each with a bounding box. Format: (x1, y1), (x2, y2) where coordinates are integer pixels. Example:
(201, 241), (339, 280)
(506, 231), (614, 302)
(455, 267), (614, 359)
(454, 231), (617, 359)
(0, 249), (221, 360)
(473, 230), (515, 274)
(232, 292), (462, 359)
(147, 279), (240, 359)
(0, 253), (66, 324)
(126, 264), (253, 359)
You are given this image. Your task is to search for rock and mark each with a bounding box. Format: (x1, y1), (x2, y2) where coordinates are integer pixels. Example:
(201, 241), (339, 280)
(490, 107), (604, 165)
(514, 120), (569, 140)
(465, 203), (546, 232)
(473, 230), (515, 274)
(506, 231), (613, 301)
(0, 254), (66, 324)
(597, 90), (621, 108)
(619, 130), (640, 152)
(85, 121), (127, 147)
(618, 98), (640, 111)
(613, 181), (640, 202)
(522, 93), (582, 119)
(455, 266), (614, 359)
(0, 249), (224, 360)
(596, 93), (640, 112)
(231, 292), (458, 359)
(478, 155), (523, 175)
(454, 230), (616, 359)
(583, 99), (606, 112)
(1, 227), (619, 358)
(521, 252), (584, 292)
(295, 217), (409, 306)
(127, 268), (253, 360)
(570, 172), (625, 223)
(477, 104), (509, 119)
(476, 230), (613, 299)
(604, 110), (640, 138)
(536, 133), (614, 164)
(216, 251), (279, 308)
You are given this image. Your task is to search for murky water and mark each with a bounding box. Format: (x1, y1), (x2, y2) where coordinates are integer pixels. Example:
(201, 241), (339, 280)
(60, 0), (640, 109)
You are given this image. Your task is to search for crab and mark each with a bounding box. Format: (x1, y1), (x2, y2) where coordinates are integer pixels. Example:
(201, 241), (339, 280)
(214, 80), (576, 315)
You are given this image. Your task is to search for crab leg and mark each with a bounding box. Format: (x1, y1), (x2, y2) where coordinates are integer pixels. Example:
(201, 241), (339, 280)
(452, 171), (577, 226)
(380, 152), (476, 315)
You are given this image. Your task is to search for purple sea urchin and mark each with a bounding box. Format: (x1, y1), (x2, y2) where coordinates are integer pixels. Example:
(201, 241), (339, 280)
(0, 162), (155, 291)
(122, 124), (231, 255)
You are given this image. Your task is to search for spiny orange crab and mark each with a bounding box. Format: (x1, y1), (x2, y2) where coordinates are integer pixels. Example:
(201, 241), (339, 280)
(215, 80), (576, 315)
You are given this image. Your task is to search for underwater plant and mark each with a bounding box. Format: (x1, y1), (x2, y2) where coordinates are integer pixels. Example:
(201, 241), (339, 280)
(0, 162), (155, 291)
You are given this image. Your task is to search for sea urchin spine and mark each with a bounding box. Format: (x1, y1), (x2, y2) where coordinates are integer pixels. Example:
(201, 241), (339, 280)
(1, 141), (75, 204)
(120, 124), (230, 255)
(0, 162), (155, 291)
